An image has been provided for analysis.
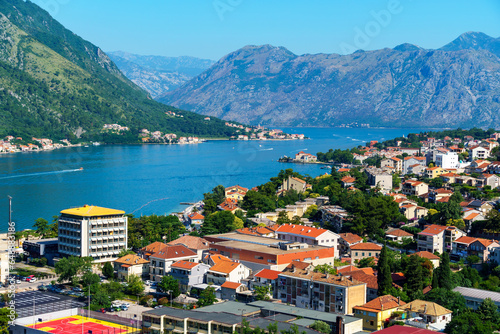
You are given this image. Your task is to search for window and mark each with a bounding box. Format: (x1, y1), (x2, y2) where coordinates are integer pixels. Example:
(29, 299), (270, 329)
(370, 321), (374, 326)
(369, 252), (372, 256)
(355, 252), (358, 256)
(362, 252), (365, 256)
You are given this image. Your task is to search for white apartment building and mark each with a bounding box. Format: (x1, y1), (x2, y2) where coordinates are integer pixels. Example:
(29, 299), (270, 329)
(58, 205), (127, 263)
(275, 224), (339, 255)
(435, 152), (459, 169)
(417, 224), (466, 254)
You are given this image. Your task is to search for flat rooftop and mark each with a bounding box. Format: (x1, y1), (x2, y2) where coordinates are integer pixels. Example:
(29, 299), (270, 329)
(13, 291), (84, 318)
(212, 240), (331, 255)
(453, 286), (500, 303)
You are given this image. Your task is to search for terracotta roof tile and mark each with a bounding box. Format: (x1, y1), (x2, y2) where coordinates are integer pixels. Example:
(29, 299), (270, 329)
(209, 260), (241, 274)
(276, 224), (329, 238)
(386, 229), (413, 237)
(454, 236), (477, 245)
(413, 251), (440, 260)
(350, 242), (382, 251)
(341, 270), (378, 289)
(171, 260), (200, 270)
(150, 245), (197, 260)
(114, 254), (149, 265)
(398, 300), (451, 317)
(221, 281), (242, 289)
(353, 295), (406, 312)
(254, 269), (281, 280)
(168, 235), (210, 250)
(337, 265), (361, 274)
(339, 233), (363, 244)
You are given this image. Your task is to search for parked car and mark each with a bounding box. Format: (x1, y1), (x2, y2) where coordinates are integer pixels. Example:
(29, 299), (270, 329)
(100, 308), (106, 313)
(26, 277), (37, 283)
(145, 280), (151, 286)
(73, 287), (82, 292)
(15, 280), (21, 284)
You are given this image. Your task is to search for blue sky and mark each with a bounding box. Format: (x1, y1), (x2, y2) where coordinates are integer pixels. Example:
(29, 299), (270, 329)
(31, 0), (500, 60)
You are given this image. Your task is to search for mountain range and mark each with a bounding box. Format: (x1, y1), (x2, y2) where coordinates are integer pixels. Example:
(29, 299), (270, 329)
(0, 0), (237, 141)
(107, 51), (214, 99)
(158, 32), (500, 128)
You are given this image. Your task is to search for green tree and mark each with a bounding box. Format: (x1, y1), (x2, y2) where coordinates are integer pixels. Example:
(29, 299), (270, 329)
(102, 262), (114, 279)
(0, 307), (15, 333)
(357, 257), (376, 268)
(310, 321), (331, 334)
(377, 244), (393, 296)
(81, 272), (100, 288)
(55, 256), (92, 284)
(438, 252), (453, 290)
(404, 255), (424, 300)
(444, 311), (495, 334)
(196, 286), (216, 307)
(34, 218), (50, 237)
(241, 190), (276, 217)
(159, 275), (180, 299)
(201, 211), (242, 235)
(117, 249), (135, 257)
(477, 298), (500, 326)
(424, 288), (466, 315)
(276, 211), (290, 225)
(126, 274), (145, 296)
(203, 198), (217, 216)
(254, 285), (272, 301)
(314, 264), (337, 274)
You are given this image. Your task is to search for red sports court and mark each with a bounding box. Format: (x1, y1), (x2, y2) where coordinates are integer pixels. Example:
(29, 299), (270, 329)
(28, 315), (135, 334)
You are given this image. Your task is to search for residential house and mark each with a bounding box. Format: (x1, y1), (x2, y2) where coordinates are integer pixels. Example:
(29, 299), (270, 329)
(250, 269), (281, 298)
(220, 281), (252, 301)
(350, 243), (382, 262)
(139, 241), (169, 260)
(476, 174), (500, 189)
(385, 229), (413, 242)
(113, 254), (149, 281)
(469, 146), (490, 160)
(353, 295), (406, 331)
(435, 152), (459, 169)
(417, 225), (466, 254)
(278, 176), (311, 194)
(187, 212), (205, 229)
(338, 233), (363, 256)
(490, 246), (500, 265)
(277, 266), (367, 314)
(397, 300), (452, 332)
(452, 287), (500, 310)
(365, 168), (392, 192)
(275, 224), (340, 252)
(340, 269), (379, 302)
(341, 176), (356, 188)
(295, 151), (317, 162)
(321, 206), (351, 232)
(465, 200), (493, 215)
(149, 245), (198, 282)
(467, 159), (491, 174)
(412, 251), (440, 268)
(427, 188), (454, 203)
(206, 259), (251, 285)
(403, 156), (426, 174)
(402, 180), (429, 197)
(425, 167), (445, 179)
(407, 164), (426, 175)
(452, 236), (499, 263)
(218, 198), (242, 214)
(170, 260), (211, 292)
(440, 172), (459, 184)
(487, 161), (500, 174)
(399, 204), (428, 221)
(168, 235), (210, 261)
(381, 157), (403, 173)
(463, 209), (485, 228)
(225, 185), (249, 201)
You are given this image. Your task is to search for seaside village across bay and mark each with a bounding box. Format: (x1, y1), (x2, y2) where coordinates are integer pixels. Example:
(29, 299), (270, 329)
(5, 129), (500, 334)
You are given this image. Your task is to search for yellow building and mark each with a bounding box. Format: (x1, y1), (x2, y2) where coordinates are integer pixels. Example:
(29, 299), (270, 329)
(225, 185), (248, 200)
(353, 295), (406, 331)
(425, 167), (445, 179)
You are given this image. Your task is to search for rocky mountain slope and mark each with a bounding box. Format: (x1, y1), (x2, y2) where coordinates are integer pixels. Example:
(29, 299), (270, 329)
(161, 32), (500, 128)
(0, 0), (237, 140)
(107, 51), (214, 98)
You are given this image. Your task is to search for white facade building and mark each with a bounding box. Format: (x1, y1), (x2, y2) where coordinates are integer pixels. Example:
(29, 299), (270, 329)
(435, 152), (459, 169)
(58, 205), (128, 263)
(275, 224), (340, 256)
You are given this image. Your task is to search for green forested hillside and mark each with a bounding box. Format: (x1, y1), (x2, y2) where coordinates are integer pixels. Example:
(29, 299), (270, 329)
(0, 0), (239, 141)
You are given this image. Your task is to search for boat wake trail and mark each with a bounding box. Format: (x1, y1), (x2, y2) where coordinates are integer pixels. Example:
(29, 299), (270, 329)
(0, 168), (83, 180)
(131, 197), (170, 214)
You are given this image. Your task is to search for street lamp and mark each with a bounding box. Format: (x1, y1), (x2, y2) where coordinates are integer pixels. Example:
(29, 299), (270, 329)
(167, 290), (172, 307)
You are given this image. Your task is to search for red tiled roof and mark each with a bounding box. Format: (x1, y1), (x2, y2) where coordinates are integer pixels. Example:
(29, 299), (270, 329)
(413, 251), (440, 260)
(360, 267), (376, 276)
(171, 260), (199, 270)
(225, 185), (249, 192)
(285, 260), (313, 271)
(341, 176), (356, 183)
(254, 269), (281, 280)
(114, 254), (149, 265)
(464, 212), (481, 221)
(291, 177), (306, 184)
(341, 270), (378, 289)
(454, 236), (477, 245)
(435, 188), (453, 194)
(386, 229), (413, 237)
(339, 233), (363, 244)
(475, 238), (497, 248)
(276, 224), (329, 238)
(168, 235), (210, 250)
(353, 295), (406, 312)
(221, 281), (242, 289)
(419, 224), (447, 236)
(337, 265), (361, 274)
(219, 198), (240, 211)
(350, 242), (382, 251)
(150, 245), (197, 260)
(436, 197), (450, 203)
(209, 260), (241, 274)
(188, 212), (205, 220)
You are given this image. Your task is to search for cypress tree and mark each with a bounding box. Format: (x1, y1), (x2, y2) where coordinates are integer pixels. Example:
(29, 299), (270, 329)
(438, 252), (452, 290)
(405, 255), (423, 300)
(432, 267), (439, 289)
(377, 243), (393, 296)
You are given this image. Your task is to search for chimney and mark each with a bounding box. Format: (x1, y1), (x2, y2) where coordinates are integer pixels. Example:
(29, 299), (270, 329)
(335, 316), (343, 334)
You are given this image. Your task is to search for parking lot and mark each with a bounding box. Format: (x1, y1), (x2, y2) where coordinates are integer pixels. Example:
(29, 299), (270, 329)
(110, 303), (153, 320)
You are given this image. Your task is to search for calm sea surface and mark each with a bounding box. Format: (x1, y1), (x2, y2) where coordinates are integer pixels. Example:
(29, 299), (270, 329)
(0, 127), (434, 231)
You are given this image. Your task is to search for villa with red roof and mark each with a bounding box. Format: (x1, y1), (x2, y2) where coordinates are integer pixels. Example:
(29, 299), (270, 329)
(275, 224), (340, 254)
(113, 254), (149, 280)
(250, 268), (281, 298)
(295, 151), (317, 162)
(206, 258), (251, 285)
(353, 295), (406, 331)
(278, 175), (311, 194)
(187, 212), (205, 228)
(350, 242), (382, 262)
(412, 251), (440, 268)
(168, 235), (210, 261)
(402, 180), (429, 197)
(148, 245), (198, 281)
(220, 281), (250, 301)
(452, 236), (499, 262)
(170, 260), (210, 292)
(385, 228), (414, 242)
(417, 224), (466, 254)
(217, 198), (242, 213)
(339, 232), (363, 255)
(225, 185), (249, 201)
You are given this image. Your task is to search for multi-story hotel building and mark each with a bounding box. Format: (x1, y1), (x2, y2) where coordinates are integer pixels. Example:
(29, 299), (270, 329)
(58, 205), (127, 263)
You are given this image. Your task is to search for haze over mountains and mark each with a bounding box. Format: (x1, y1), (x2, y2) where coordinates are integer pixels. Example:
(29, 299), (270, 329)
(107, 51), (215, 99)
(156, 32), (500, 128)
(0, 0), (237, 140)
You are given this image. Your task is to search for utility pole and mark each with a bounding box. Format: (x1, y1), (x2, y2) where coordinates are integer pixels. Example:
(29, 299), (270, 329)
(8, 196), (12, 226)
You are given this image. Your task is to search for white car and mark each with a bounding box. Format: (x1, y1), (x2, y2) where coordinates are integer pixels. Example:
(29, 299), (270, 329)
(121, 302), (130, 308)
(145, 280), (151, 286)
